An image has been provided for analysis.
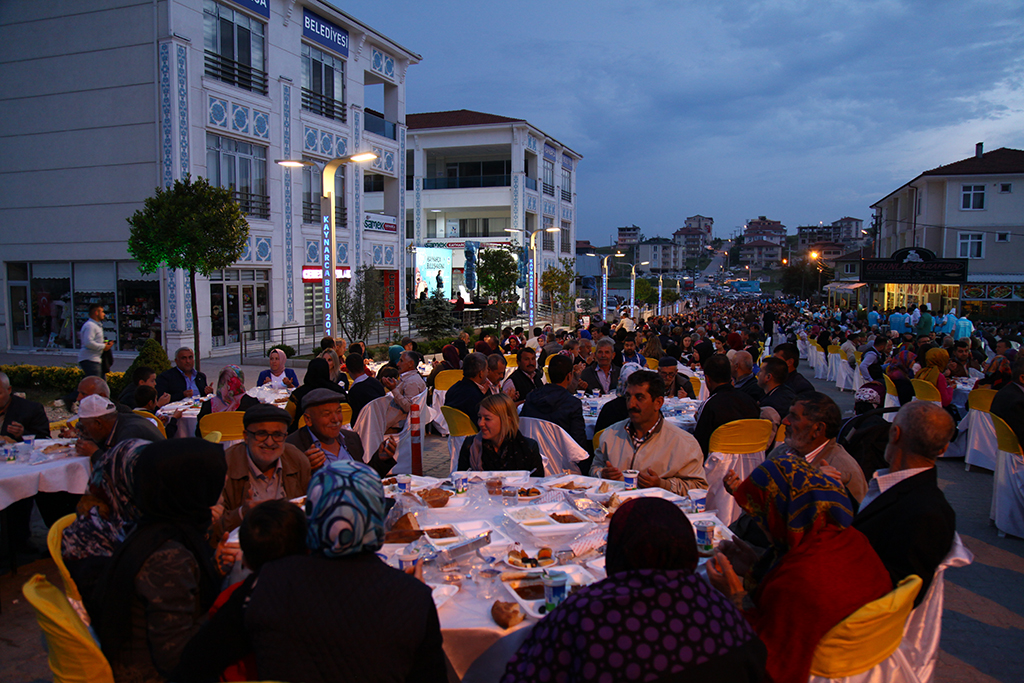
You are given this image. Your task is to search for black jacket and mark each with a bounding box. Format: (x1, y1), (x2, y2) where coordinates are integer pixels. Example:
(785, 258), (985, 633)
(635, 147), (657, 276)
(595, 396), (628, 434)
(991, 382), (1024, 447)
(734, 374), (765, 403)
(693, 384), (760, 457)
(520, 384), (588, 452)
(443, 378), (488, 425)
(154, 367), (210, 403)
(579, 364), (620, 396)
(1, 394), (51, 442)
(759, 384), (797, 421)
(346, 376), (387, 426)
(783, 370), (815, 399)
(506, 368), (544, 402)
(852, 468), (955, 606)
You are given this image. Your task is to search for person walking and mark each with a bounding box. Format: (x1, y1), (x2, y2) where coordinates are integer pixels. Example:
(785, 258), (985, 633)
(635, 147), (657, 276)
(78, 303), (112, 378)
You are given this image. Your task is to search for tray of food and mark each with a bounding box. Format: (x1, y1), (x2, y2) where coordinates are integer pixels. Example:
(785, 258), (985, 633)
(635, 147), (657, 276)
(462, 470), (531, 486)
(503, 543), (556, 571)
(449, 520), (507, 550)
(516, 486), (542, 500)
(505, 502), (592, 537)
(501, 564), (595, 619)
(422, 525), (463, 548)
(542, 474), (599, 491)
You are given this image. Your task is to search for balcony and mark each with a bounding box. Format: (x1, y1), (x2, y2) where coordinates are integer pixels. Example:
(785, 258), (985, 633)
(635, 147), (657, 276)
(235, 191), (270, 220)
(204, 51), (267, 95)
(424, 175), (511, 190)
(364, 110), (396, 140)
(302, 201), (347, 227)
(301, 88), (346, 122)
(525, 176), (537, 191)
(542, 182), (554, 196)
(561, 188), (572, 202)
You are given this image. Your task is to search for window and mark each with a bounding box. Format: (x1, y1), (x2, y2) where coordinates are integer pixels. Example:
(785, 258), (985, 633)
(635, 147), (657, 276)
(406, 219), (414, 239)
(542, 160), (555, 196)
(560, 167), (572, 201)
(542, 216), (555, 251)
(844, 263), (857, 275)
(209, 269), (270, 347)
(458, 218), (509, 238)
(301, 160), (344, 225)
(958, 232), (984, 258)
(301, 44), (345, 121)
(206, 133), (269, 218)
(1000, 183), (1012, 193)
(996, 232), (1010, 243)
(363, 173), (384, 193)
(561, 221), (571, 252)
(203, 0), (267, 94)
(961, 184), (985, 210)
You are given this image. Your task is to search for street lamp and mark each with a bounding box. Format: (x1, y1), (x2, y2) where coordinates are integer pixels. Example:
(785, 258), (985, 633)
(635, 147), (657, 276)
(808, 250), (821, 300)
(276, 153), (378, 338)
(602, 252), (624, 321)
(658, 274), (663, 314)
(622, 261), (649, 319)
(528, 226), (560, 327)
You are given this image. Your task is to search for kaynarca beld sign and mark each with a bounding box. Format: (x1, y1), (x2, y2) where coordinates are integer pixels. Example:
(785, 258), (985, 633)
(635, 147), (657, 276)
(861, 248), (968, 284)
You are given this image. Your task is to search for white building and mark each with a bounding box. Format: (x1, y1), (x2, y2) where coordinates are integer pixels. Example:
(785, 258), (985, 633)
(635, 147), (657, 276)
(1, 0), (419, 357)
(637, 237), (676, 275)
(616, 225), (642, 248)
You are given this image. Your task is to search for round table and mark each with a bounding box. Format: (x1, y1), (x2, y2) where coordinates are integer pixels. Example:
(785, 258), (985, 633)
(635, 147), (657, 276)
(583, 397), (700, 439)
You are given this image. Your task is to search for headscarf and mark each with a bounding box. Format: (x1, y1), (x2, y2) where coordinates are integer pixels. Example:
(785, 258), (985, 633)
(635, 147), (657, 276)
(305, 460), (385, 558)
(473, 340), (491, 355)
(615, 361), (642, 398)
(211, 365), (246, 412)
(388, 344), (404, 366)
(733, 454), (853, 578)
(606, 498), (698, 575)
(916, 347), (949, 386)
(726, 331), (744, 351)
(853, 383), (883, 409)
(62, 439), (149, 562)
(93, 439), (227, 661)
(440, 344), (461, 370)
(885, 348), (916, 381)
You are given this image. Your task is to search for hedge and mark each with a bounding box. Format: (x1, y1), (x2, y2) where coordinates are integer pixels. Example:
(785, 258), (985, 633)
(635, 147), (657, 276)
(1, 364), (125, 395)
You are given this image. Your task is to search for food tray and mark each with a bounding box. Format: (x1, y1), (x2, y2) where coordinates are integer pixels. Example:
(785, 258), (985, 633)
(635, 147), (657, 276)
(460, 470), (531, 485)
(502, 564), (595, 619)
(505, 502), (592, 537)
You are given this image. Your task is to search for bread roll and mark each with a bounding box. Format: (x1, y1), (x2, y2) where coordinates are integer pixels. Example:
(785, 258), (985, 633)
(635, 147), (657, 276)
(491, 600), (524, 629)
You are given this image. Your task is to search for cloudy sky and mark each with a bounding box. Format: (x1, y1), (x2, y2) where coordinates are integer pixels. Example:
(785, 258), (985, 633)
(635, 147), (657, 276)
(339, 0), (1024, 244)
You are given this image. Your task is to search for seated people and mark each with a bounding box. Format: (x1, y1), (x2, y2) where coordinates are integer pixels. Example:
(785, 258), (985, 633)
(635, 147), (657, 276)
(772, 343), (815, 399)
(444, 352), (490, 424)
(75, 394), (165, 462)
(915, 348), (953, 406)
(134, 385), (181, 437)
(594, 370), (707, 494)
(709, 455), (891, 683)
(693, 355), (760, 458)
(658, 356), (696, 399)
(946, 339), (981, 378)
(346, 353), (386, 426)
(381, 350), (427, 432)
(285, 388), (365, 471)
(618, 333), (646, 367)
(458, 393), (544, 476)
(520, 354), (588, 453)
(243, 461), (447, 682)
(731, 351), (764, 403)
(991, 355), (1024, 445)
(485, 353), (510, 395)
(288, 358), (346, 432)
(155, 347), (212, 402)
(426, 344), (461, 389)
(756, 356), (796, 430)
(501, 347), (544, 404)
(257, 348), (298, 389)
(196, 366), (259, 433)
(212, 405), (311, 539)
(320, 348), (349, 390)
(91, 439), (227, 682)
(839, 383), (891, 481)
(503, 497), (766, 683)
(117, 366), (169, 410)
(579, 338), (620, 396)
(853, 401), (956, 605)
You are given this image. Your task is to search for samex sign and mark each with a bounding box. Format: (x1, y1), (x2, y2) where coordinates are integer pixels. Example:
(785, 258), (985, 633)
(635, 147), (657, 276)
(303, 9), (349, 57)
(364, 214), (397, 233)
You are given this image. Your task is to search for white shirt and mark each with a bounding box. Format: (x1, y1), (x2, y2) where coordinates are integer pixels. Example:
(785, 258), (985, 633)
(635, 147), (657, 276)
(859, 467), (932, 512)
(77, 317), (105, 363)
(796, 440), (830, 464)
(267, 370), (289, 389)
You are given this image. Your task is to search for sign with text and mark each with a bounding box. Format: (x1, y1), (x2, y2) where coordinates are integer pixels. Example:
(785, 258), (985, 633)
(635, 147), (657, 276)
(301, 267), (351, 283)
(861, 248), (968, 284)
(303, 8), (349, 56)
(415, 247), (452, 299)
(233, 0), (269, 18)
(363, 213), (397, 233)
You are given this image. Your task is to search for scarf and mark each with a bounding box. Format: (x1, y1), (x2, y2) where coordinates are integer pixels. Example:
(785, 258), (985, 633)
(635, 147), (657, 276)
(916, 348), (949, 386)
(305, 460), (385, 557)
(440, 344), (461, 370)
(212, 365), (246, 412)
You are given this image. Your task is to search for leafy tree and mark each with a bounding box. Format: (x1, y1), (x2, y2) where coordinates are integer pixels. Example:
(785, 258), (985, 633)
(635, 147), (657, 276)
(663, 290), (681, 306)
(634, 277), (655, 307)
(336, 266), (384, 345)
(477, 245), (522, 327)
(127, 175), (249, 370)
(779, 261), (833, 297)
(540, 257), (576, 325)
(412, 288), (461, 340)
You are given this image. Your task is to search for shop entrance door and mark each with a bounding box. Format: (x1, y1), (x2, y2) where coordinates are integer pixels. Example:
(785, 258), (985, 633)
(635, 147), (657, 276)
(9, 285), (31, 347)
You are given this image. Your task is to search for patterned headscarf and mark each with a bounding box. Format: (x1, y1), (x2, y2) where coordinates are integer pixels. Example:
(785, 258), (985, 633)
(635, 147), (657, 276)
(212, 365), (246, 412)
(615, 362), (643, 398)
(885, 348), (916, 381)
(62, 439), (149, 561)
(854, 383), (883, 408)
(917, 347), (949, 386)
(305, 460), (385, 558)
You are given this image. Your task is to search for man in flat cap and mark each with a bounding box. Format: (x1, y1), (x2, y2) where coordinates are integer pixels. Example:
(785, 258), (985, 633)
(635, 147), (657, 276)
(212, 404), (310, 538)
(285, 388), (366, 471)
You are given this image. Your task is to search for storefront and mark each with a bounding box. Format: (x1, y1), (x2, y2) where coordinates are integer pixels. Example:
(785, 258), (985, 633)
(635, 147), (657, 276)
(958, 282), (1024, 321)
(208, 269), (270, 348)
(861, 248), (968, 317)
(6, 261), (161, 351)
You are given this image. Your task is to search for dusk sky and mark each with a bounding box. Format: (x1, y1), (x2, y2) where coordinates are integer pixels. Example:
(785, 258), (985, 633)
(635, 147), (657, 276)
(340, 0), (1024, 244)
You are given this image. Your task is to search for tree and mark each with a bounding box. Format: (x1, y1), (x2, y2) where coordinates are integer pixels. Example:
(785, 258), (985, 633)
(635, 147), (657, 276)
(779, 261), (833, 297)
(335, 266), (384, 344)
(540, 257), (576, 325)
(127, 175), (249, 370)
(633, 277), (655, 307)
(412, 288), (460, 340)
(477, 245), (521, 327)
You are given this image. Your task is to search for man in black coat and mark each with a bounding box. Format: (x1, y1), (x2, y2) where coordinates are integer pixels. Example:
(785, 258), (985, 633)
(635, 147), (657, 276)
(693, 355), (759, 458)
(991, 356), (1024, 446)
(155, 347), (212, 402)
(773, 342), (815, 399)
(345, 354), (386, 426)
(444, 352), (489, 425)
(579, 338), (620, 396)
(520, 355), (588, 452)
(0, 371), (51, 445)
(502, 347), (544, 404)
(757, 356), (797, 424)
(731, 351), (764, 403)
(853, 401), (956, 606)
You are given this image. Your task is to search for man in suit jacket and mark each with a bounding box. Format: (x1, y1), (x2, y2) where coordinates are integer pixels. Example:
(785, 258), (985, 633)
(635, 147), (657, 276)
(345, 354), (386, 426)
(444, 352), (489, 425)
(773, 342), (815, 398)
(520, 355), (588, 453)
(731, 351), (764, 403)
(757, 356), (797, 428)
(579, 338), (620, 396)
(693, 355), (759, 458)
(991, 356), (1024, 446)
(0, 372), (50, 445)
(853, 401), (956, 605)
(155, 347), (212, 402)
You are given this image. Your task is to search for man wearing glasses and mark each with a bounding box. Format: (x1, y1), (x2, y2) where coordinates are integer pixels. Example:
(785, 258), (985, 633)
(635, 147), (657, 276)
(212, 404), (311, 538)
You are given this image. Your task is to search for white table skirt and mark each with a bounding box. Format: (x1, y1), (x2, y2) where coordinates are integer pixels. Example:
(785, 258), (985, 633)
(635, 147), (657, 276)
(0, 456), (91, 509)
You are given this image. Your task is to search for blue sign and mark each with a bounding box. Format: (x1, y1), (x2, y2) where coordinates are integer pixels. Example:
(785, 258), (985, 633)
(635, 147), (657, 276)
(303, 9), (349, 56)
(233, 0), (269, 18)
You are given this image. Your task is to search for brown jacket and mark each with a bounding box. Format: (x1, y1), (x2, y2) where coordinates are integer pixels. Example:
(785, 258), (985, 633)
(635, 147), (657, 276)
(213, 442), (311, 538)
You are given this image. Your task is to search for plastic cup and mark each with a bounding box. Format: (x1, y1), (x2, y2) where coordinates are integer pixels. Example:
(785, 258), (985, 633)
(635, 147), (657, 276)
(396, 475), (411, 493)
(623, 470), (639, 490)
(688, 488), (707, 513)
(453, 473), (468, 494)
(23, 435), (36, 450)
(501, 486), (519, 507)
(543, 571), (569, 611)
(693, 520), (715, 552)
(397, 548), (420, 571)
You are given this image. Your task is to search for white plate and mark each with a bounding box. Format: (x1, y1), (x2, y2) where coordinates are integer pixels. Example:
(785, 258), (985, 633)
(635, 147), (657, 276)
(585, 555), (607, 578)
(502, 564), (595, 619)
(450, 520), (508, 550)
(542, 474), (599, 491)
(429, 583), (459, 609)
(613, 487), (689, 504)
(505, 502), (592, 537)
(460, 470), (531, 485)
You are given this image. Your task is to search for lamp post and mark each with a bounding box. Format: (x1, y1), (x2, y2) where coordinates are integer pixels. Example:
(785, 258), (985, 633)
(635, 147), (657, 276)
(623, 261), (649, 319)
(602, 252), (624, 322)
(276, 153), (377, 338)
(676, 279), (681, 314)
(658, 274), (663, 314)
(528, 226), (560, 328)
(808, 250), (820, 301)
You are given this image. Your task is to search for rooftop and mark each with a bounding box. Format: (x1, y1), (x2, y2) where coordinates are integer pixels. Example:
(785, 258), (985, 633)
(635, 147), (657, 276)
(407, 109), (524, 130)
(922, 147), (1024, 177)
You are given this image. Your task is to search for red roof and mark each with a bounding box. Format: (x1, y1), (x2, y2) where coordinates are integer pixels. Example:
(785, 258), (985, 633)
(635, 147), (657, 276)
(742, 240), (782, 248)
(407, 109), (525, 130)
(922, 147), (1024, 176)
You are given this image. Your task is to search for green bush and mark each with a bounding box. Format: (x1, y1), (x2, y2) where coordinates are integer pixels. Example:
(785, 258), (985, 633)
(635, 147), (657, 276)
(268, 343), (296, 358)
(0, 364), (124, 395)
(111, 338), (172, 396)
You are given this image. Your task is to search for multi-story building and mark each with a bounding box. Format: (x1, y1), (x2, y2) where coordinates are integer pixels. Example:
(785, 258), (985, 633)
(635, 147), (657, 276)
(616, 225), (642, 248)
(744, 216), (786, 245)
(870, 144), (1024, 317)
(1, 0), (419, 356)
(797, 218), (866, 251)
(673, 227), (706, 263)
(637, 237), (675, 274)
(739, 240), (783, 269)
(685, 215), (714, 237)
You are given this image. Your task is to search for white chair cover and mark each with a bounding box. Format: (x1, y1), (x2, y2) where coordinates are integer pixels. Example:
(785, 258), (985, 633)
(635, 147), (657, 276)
(852, 366), (865, 392)
(354, 391), (435, 474)
(827, 351), (841, 383)
(991, 441), (1024, 538)
(815, 348), (829, 379)
(517, 417), (587, 476)
(836, 358), (856, 392)
(883, 393), (900, 422)
(798, 337), (811, 360)
(958, 409), (997, 471)
(447, 434), (470, 475)
(431, 389), (449, 436)
(705, 450), (765, 525)
(390, 391), (437, 475)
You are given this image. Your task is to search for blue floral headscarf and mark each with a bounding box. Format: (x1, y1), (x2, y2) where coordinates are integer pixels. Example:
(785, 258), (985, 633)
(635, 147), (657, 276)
(615, 362), (643, 398)
(305, 460), (386, 558)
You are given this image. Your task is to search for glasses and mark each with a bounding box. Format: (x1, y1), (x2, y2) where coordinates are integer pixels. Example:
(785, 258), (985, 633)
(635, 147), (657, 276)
(246, 429), (288, 442)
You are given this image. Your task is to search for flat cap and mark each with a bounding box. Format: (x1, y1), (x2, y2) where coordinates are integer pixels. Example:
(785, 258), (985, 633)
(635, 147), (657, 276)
(302, 388), (345, 412)
(243, 403), (292, 428)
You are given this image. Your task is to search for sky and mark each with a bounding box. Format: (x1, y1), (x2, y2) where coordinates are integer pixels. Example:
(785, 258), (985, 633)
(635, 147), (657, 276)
(337, 0), (1024, 243)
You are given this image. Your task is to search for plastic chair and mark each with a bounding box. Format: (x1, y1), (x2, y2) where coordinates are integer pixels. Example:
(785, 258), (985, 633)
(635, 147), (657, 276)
(990, 413), (1024, 538)
(518, 417), (587, 476)
(298, 415), (308, 428)
(505, 354), (518, 368)
(883, 375), (900, 422)
(133, 409), (167, 438)
(827, 345), (841, 383)
(706, 419), (775, 525)
(962, 389), (999, 471)
(434, 370), (462, 392)
(442, 406), (479, 474)
(774, 422), (786, 446)
(198, 411), (245, 441)
(340, 403), (352, 425)
(284, 399), (297, 419)
(22, 573), (115, 683)
(47, 515), (82, 604)
(808, 575), (922, 681)
(967, 387), (997, 412)
(911, 379), (942, 404)
(689, 376), (701, 397)
(645, 357), (659, 370)
(592, 428), (605, 452)
(836, 350), (856, 392)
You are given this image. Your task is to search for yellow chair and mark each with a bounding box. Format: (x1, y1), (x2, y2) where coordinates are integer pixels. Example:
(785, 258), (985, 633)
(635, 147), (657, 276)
(992, 413), (1022, 456)
(284, 399), (297, 420)
(911, 379), (942, 403)
(198, 411), (245, 441)
(22, 573), (115, 683)
(967, 388), (997, 412)
(434, 370), (462, 392)
(709, 419), (776, 454)
(883, 375), (899, 399)
(689, 376), (701, 397)
(203, 431), (222, 443)
(133, 409), (167, 438)
(645, 357), (659, 370)
(298, 415), (307, 429)
(809, 575), (922, 678)
(505, 354), (518, 368)
(544, 354), (555, 367)
(774, 422), (786, 446)
(47, 514), (82, 604)
(592, 428), (605, 452)
(441, 406), (478, 437)
(341, 402), (352, 425)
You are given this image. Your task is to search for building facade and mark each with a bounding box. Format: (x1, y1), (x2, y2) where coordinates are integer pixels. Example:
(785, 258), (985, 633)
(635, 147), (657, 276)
(796, 218), (866, 251)
(616, 225), (642, 248)
(744, 216), (786, 245)
(1, 0), (419, 356)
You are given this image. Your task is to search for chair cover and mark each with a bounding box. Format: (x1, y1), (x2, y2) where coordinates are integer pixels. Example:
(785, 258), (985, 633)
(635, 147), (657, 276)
(990, 414), (1024, 538)
(959, 409), (998, 471)
(827, 346), (841, 383)
(355, 391), (436, 474)
(447, 435), (469, 475)
(815, 344), (829, 379)
(390, 391), (437, 475)
(798, 335), (812, 360)
(431, 389), (449, 436)
(705, 419), (774, 525)
(836, 351), (856, 392)
(517, 417), (587, 476)
(883, 376), (900, 423)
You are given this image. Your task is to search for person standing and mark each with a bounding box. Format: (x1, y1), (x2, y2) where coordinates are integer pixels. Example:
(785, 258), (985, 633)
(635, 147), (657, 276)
(78, 303), (112, 378)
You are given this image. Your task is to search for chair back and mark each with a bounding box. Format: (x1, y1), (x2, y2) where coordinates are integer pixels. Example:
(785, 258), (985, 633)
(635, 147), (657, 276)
(22, 574), (115, 683)
(992, 413), (1023, 455)
(203, 431), (222, 443)
(911, 379), (942, 403)
(441, 406), (479, 437)
(883, 374), (898, 397)
(198, 411), (245, 441)
(855, 351), (863, 365)
(47, 514), (82, 603)
(340, 402), (352, 425)
(434, 370), (462, 392)
(298, 415), (308, 429)
(828, 345), (841, 355)
(284, 399), (297, 419)
(839, 349), (849, 361)
(518, 416), (587, 475)
(592, 428), (605, 452)
(809, 575), (922, 678)
(689, 376), (701, 397)
(505, 354), (518, 368)
(133, 409), (166, 438)
(967, 388), (997, 412)
(708, 419), (775, 454)
(645, 357), (659, 370)
(774, 422), (786, 445)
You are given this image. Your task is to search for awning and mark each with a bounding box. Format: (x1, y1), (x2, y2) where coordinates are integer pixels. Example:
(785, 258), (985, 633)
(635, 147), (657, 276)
(824, 282), (867, 292)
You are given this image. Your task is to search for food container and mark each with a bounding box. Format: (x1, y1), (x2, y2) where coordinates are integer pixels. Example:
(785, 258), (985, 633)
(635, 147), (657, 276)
(542, 570), (569, 611)
(623, 470), (639, 490)
(693, 520), (715, 553)
(396, 474), (411, 493)
(501, 486), (519, 507)
(688, 488), (707, 512)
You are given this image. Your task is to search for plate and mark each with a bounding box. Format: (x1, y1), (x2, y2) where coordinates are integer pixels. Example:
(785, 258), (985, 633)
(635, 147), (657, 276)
(460, 470), (531, 485)
(422, 525), (463, 548)
(502, 564), (595, 619)
(542, 474), (598, 491)
(450, 520), (509, 549)
(609, 487), (689, 507)
(429, 583), (459, 609)
(505, 502), (593, 537)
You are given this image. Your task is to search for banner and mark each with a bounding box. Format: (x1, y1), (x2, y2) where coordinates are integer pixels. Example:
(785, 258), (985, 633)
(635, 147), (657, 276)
(415, 247), (452, 299)
(303, 8), (349, 56)
(363, 213), (397, 233)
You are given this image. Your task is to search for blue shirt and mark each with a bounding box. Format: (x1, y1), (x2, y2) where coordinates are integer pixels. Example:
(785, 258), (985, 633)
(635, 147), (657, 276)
(867, 311), (879, 327)
(888, 313), (905, 334)
(178, 368), (200, 396)
(307, 427), (353, 465)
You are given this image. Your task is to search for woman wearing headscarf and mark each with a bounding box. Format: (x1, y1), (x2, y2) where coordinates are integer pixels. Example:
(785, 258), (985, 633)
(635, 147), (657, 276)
(884, 347), (917, 406)
(91, 439), (227, 682)
(376, 344), (405, 380)
(916, 347), (953, 406)
(195, 366), (259, 436)
(287, 358), (346, 432)
(708, 455), (891, 683)
(426, 343), (461, 389)
(244, 461), (447, 682)
(594, 362), (641, 433)
(457, 393), (543, 476)
(502, 498), (766, 683)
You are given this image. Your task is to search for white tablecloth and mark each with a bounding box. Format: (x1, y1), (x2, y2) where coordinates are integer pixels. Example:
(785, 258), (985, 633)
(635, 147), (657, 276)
(0, 453), (91, 509)
(951, 379), (974, 413)
(583, 397), (700, 440)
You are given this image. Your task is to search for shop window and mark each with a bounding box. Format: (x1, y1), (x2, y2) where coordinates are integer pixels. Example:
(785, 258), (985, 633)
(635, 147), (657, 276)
(117, 262), (161, 351)
(73, 262), (117, 350)
(209, 269), (270, 347)
(203, 0), (267, 94)
(961, 184), (985, 210)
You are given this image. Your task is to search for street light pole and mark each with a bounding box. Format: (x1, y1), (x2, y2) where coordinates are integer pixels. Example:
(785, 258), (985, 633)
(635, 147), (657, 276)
(625, 261), (649, 319)
(658, 274), (663, 314)
(276, 153), (377, 338)
(529, 226), (560, 328)
(602, 252), (624, 322)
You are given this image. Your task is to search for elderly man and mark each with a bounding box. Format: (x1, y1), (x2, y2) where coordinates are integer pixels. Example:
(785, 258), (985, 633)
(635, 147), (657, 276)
(485, 353), (510, 395)
(74, 394), (164, 462)
(579, 338), (620, 396)
(657, 357), (695, 399)
(285, 388), (366, 470)
(213, 405), (310, 538)
(444, 352), (490, 424)
(521, 355), (588, 452)
(853, 401), (956, 605)
(156, 347), (212, 402)
(0, 371), (49, 445)
(502, 347), (544, 404)
(731, 351), (764, 403)
(594, 370), (707, 494)
(381, 350), (427, 432)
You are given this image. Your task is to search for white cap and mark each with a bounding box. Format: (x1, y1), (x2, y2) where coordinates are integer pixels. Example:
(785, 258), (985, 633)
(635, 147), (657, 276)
(79, 394), (116, 419)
